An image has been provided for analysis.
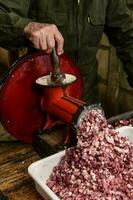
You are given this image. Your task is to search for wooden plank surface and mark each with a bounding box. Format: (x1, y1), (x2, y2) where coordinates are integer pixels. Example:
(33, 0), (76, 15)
(0, 142), (44, 200)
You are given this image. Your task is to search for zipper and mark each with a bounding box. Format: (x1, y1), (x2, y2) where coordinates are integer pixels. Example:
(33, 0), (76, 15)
(75, 0), (80, 64)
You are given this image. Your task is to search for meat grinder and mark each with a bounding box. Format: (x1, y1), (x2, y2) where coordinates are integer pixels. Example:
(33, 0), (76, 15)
(0, 50), (86, 156)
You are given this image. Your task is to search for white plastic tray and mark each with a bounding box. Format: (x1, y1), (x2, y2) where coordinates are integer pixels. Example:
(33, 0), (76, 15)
(116, 126), (133, 141)
(28, 150), (65, 200)
(28, 126), (133, 200)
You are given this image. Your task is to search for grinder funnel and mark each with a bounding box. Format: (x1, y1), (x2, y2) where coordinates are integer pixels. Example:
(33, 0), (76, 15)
(36, 73), (77, 87)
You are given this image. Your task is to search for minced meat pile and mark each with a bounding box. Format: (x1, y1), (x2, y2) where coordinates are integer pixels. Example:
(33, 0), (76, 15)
(111, 118), (133, 129)
(46, 109), (133, 200)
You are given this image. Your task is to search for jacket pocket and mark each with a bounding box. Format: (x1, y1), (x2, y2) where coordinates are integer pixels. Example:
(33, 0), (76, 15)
(87, 12), (105, 45)
(88, 12), (105, 25)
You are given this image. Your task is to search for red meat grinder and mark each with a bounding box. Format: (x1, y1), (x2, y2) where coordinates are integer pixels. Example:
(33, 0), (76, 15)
(0, 50), (85, 157)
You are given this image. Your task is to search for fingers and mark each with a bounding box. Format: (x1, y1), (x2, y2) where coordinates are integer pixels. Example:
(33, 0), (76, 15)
(54, 30), (64, 55)
(24, 22), (64, 55)
(45, 32), (55, 54)
(39, 32), (47, 50)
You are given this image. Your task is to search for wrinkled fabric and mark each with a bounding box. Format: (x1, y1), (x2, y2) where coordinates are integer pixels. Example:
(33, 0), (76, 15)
(0, 0), (133, 104)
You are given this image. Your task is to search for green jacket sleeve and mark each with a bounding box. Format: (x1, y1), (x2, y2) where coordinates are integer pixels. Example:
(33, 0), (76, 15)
(0, 0), (32, 49)
(105, 0), (133, 87)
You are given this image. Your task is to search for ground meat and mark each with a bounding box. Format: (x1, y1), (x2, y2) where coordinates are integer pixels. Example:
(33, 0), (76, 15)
(111, 118), (133, 129)
(46, 109), (133, 200)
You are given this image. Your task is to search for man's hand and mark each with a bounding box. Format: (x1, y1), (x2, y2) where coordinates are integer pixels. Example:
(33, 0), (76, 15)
(23, 22), (64, 55)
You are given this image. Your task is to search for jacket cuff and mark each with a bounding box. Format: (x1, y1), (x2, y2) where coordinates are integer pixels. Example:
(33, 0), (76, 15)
(15, 17), (32, 33)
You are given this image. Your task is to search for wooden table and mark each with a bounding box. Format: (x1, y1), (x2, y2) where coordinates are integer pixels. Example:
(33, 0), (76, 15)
(0, 120), (69, 200)
(0, 142), (44, 200)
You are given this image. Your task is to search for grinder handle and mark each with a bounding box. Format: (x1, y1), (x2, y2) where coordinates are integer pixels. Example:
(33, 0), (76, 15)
(51, 48), (60, 75)
(50, 48), (66, 85)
